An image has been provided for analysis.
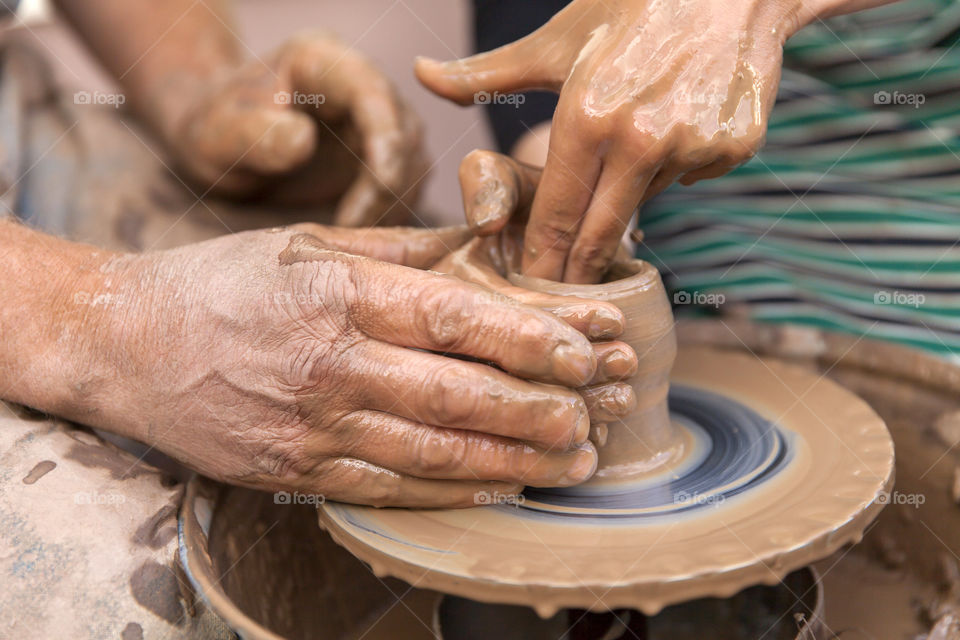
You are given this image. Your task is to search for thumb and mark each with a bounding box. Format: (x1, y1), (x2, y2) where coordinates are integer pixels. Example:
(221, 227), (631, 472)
(415, 38), (559, 105)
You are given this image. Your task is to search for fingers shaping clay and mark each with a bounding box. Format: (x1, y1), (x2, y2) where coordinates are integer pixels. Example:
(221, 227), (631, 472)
(319, 259), (894, 617)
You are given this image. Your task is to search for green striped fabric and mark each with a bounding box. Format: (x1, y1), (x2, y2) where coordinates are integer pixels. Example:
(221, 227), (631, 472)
(638, 0), (960, 360)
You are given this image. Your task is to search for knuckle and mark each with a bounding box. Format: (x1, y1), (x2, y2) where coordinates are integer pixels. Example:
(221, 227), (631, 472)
(570, 241), (618, 275)
(534, 219), (579, 252)
(422, 363), (482, 426)
(414, 280), (473, 350)
(363, 473), (403, 507)
(415, 431), (468, 475)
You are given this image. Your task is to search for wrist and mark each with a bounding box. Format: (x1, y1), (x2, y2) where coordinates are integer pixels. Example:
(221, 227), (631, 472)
(0, 221), (147, 439)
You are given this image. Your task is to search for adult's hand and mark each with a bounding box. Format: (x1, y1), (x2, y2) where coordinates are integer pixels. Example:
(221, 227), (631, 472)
(169, 32), (428, 225)
(49, 226), (602, 507)
(417, 0), (797, 282)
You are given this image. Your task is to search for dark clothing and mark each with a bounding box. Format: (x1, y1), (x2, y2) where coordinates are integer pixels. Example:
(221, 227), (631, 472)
(471, 0), (568, 152)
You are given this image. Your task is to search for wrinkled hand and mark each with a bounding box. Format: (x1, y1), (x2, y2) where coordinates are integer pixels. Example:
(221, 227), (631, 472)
(418, 0), (790, 282)
(170, 31), (427, 226)
(87, 225), (602, 507)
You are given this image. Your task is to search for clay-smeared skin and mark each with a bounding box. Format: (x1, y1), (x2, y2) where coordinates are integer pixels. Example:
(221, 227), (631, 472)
(54, 0), (426, 225)
(418, 0), (889, 283)
(0, 221), (606, 508)
(169, 33), (428, 224)
(434, 235), (640, 431)
(512, 261), (679, 479)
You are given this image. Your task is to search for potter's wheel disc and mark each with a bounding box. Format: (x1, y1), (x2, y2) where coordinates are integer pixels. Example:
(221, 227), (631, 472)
(318, 346), (894, 616)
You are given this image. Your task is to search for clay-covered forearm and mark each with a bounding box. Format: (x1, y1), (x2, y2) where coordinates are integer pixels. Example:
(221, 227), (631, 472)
(0, 221), (140, 437)
(51, 0), (242, 139)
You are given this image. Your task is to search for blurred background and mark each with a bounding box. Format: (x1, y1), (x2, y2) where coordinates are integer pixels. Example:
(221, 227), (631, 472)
(15, 0), (495, 225)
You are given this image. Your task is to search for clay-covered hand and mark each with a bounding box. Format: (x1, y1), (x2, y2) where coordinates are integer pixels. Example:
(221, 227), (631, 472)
(417, 0), (793, 283)
(78, 226), (600, 507)
(168, 31), (427, 226)
(435, 160), (639, 440)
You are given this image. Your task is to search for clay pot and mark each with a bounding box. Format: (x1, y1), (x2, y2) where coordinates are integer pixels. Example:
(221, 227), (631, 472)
(509, 260), (679, 480)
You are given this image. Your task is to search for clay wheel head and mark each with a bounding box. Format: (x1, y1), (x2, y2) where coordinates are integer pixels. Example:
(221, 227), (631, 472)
(318, 346), (894, 617)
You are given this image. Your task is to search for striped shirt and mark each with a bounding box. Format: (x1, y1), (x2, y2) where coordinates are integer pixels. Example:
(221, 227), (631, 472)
(638, 0), (960, 360)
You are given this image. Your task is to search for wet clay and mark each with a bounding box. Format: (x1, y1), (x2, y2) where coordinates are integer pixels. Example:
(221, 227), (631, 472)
(318, 345), (894, 617)
(509, 260), (678, 481)
(21, 460), (56, 484)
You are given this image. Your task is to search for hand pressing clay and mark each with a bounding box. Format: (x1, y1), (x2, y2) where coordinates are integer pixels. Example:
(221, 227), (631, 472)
(322, 222), (895, 616)
(434, 233), (676, 480)
(3, 220), (609, 509)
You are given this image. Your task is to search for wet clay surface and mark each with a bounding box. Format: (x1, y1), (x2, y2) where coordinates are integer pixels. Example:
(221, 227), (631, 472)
(510, 260), (678, 481)
(318, 345), (893, 617)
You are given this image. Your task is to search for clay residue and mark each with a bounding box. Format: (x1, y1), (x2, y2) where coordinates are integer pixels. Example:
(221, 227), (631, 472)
(512, 259), (679, 479)
(65, 440), (154, 481)
(129, 560), (183, 626)
(132, 503), (178, 549)
(21, 460), (56, 484)
(278, 232), (336, 266)
(120, 621), (144, 640)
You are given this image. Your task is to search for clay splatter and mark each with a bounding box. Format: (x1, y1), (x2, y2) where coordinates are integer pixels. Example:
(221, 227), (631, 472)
(21, 460), (56, 484)
(129, 560), (183, 625)
(120, 621), (143, 640)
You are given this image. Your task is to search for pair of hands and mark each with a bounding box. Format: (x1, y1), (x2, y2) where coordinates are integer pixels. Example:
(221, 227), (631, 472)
(82, 214), (636, 507)
(112, 0), (813, 505)
(169, 0), (795, 281)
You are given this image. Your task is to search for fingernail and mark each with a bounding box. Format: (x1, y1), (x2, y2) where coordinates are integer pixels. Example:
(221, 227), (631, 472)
(415, 55), (443, 68)
(602, 347), (638, 379)
(587, 308), (623, 339)
(560, 443), (597, 485)
(553, 342), (596, 385)
(604, 385), (637, 416)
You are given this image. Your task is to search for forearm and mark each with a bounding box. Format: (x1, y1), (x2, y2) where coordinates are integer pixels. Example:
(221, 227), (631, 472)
(51, 0), (242, 140)
(0, 221), (140, 438)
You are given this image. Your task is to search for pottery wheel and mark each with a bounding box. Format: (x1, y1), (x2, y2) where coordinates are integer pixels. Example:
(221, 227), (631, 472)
(319, 345), (894, 617)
